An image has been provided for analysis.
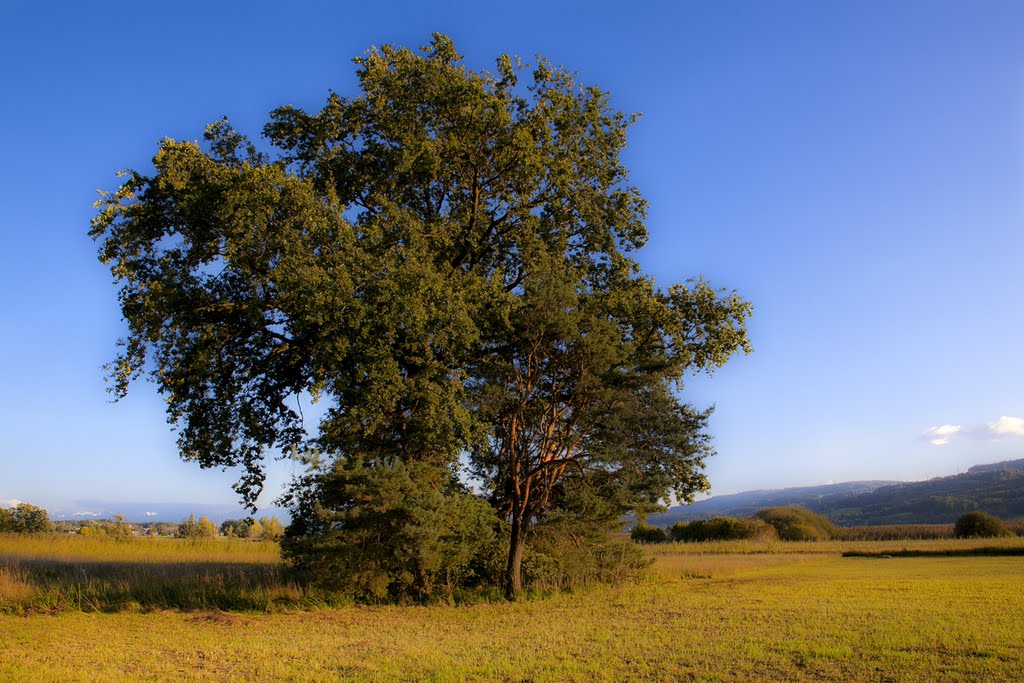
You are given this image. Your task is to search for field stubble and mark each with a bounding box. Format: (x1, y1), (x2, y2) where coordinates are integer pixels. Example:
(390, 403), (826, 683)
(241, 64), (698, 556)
(1, 534), (1023, 681)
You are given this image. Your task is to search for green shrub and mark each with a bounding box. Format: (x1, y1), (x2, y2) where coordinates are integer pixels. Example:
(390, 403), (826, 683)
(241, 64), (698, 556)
(282, 457), (500, 603)
(670, 516), (776, 542)
(954, 511), (1009, 538)
(754, 506), (836, 541)
(630, 523), (668, 544)
(524, 526), (651, 592)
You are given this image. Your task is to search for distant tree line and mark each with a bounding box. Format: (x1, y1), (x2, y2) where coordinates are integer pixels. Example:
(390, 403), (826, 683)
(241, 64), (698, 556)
(633, 506), (1023, 543)
(221, 517), (285, 541)
(175, 514), (285, 540)
(3, 506), (286, 540)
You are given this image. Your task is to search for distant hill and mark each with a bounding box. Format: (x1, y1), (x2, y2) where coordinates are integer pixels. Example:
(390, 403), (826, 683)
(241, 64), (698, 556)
(966, 459), (1024, 475)
(648, 481), (897, 527)
(652, 458), (1024, 527)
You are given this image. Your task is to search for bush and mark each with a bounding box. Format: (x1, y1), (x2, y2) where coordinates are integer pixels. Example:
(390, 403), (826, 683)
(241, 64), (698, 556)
(630, 523), (668, 544)
(754, 506), (837, 541)
(954, 511), (1009, 538)
(523, 535), (650, 593)
(282, 457), (500, 603)
(669, 516), (776, 542)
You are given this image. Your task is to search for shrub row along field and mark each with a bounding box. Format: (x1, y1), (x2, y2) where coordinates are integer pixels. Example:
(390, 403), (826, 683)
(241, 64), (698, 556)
(635, 506), (1024, 544)
(2, 534), (1024, 681)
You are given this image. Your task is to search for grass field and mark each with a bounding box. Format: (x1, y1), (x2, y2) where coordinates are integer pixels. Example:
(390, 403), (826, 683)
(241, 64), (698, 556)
(2, 534), (1023, 681)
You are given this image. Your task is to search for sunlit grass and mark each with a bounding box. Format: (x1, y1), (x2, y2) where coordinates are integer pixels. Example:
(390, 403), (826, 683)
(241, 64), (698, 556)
(0, 533), (325, 614)
(0, 532), (280, 564)
(2, 536), (1023, 681)
(643, 534), (1024, 556)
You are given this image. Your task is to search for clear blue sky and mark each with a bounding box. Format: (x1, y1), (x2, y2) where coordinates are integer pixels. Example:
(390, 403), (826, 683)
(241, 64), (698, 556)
(2, 1), (1023, 516)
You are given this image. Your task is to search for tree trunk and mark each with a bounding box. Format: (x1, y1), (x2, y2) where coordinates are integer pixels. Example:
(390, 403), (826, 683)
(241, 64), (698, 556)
(505, 514), (527, 599)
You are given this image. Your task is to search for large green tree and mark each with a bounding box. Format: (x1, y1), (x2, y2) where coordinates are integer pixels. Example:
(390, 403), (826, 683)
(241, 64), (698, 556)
(92, 35), (751, 597)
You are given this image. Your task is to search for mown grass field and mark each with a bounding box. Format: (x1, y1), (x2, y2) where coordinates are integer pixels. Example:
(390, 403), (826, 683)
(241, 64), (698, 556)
(2, 534), (1023, 681)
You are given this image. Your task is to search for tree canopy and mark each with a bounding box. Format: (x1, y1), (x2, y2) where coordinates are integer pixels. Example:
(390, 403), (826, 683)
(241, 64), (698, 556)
(92, 34), (752, 597)
(0, 503), (52, 533)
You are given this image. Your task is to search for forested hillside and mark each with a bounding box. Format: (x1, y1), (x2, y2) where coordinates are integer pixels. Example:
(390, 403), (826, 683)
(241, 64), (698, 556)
(653, 459), (1024, 526)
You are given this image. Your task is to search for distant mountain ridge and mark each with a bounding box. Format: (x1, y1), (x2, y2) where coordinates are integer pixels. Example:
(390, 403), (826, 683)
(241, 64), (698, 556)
(651, 458), (1024, 527)
(49, 501), (290, 525)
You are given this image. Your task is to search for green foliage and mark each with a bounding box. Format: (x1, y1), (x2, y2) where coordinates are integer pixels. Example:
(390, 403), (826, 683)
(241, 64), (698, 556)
(755, 506), (837, 541)
(258, 517), (285, 542)
(522, 533), (651, 592)
(0, 503), (52, 533)
(177, 514), (216, 539)
(954, 511), (1010, 538)
(103, 514), (135, 538)
(670, 516), (776, 542)
(92, 34), (751, 597)
(221, 517), (285, 541)
(630, 523), (668, 544)
(220, 519), (246, 538)
(282, 458), (500, 603)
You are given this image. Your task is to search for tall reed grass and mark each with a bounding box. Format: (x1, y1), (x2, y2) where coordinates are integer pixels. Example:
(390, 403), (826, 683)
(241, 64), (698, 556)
(0, 533), (280, 564)
(0, 533), (344, 614)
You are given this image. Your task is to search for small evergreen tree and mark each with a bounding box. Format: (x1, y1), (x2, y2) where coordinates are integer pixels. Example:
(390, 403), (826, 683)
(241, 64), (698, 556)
(283, 457), (499, 602)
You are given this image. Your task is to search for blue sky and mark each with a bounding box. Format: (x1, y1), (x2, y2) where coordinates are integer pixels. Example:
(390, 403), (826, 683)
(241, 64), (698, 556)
(2, 1), (1023, 517)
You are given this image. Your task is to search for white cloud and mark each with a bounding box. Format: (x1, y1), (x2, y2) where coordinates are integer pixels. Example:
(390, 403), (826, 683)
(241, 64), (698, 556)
(923, 415), (1024, 445)
(0, 499), (23, 509)
(73, 511), (102, 517)
(977, 416), (1024, 439)
(921, 424), (962, 446)
(145, 511), (158, 517)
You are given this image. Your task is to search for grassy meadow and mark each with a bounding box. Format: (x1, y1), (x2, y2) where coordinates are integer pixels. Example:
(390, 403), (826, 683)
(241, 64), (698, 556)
(2, 534), (1024, 681)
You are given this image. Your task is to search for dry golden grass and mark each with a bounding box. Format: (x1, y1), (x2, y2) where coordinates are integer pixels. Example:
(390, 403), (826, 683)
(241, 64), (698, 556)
(0, 533), (315, 614)
(0, 565), (37, 606)
(0, 533), (281, 564)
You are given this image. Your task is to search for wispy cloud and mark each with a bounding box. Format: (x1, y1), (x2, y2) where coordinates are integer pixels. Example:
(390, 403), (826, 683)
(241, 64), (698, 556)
(0, 499), (23, 509)
(977, 416), (1024, 439)
(922, 416), (1024, 446)
(921, 424), (962, 446)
